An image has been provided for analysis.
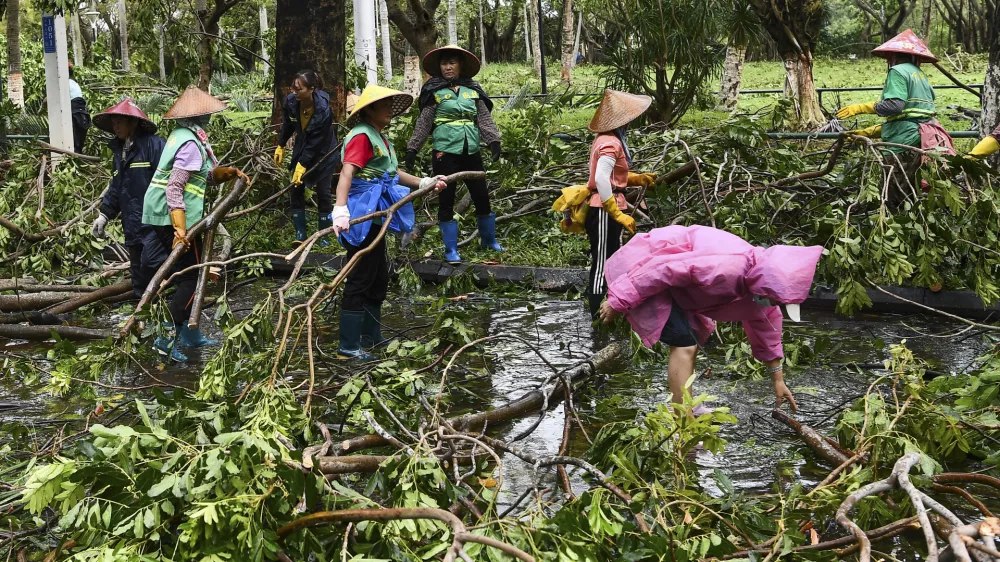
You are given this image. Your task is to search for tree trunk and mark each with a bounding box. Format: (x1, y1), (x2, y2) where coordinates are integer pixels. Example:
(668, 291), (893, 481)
(6, 0), (23, 109)
(71, 10), (83, 67)
(158, 24), (167, 81)
(118, 0), (130, 72)
(559, 0), (574, 83)
(274, 0), (347, 126)
(981, 0), (1000, 155)
(260, 5), (271, 72)
(782, 52), (825, 129)
(572, 11), (582, 67)
(403, 44), (421, 98)
(379, 0), (392, 81)
(447, 0), (458, 44)
(717, 39), (747, 112)
(527, 0), (542, 77)
(523, 2), (532, 63)
(478, 0), (487, 65)
(383, 0), (440, 58)
(921, 0), (934, 37)
(196, 25), (215, 91)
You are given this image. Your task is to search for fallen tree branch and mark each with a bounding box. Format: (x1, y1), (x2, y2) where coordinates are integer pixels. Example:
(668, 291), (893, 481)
(44, 279), (133, 316)
(771, 409), (854, 466)
(0, 324), (111, 341)
(0, 292), (87, 312)
(773, 138), (844, 187)
(867, 284), (1000, 332)
(720, 516), (920, 559)
(37, 141), (102, 163)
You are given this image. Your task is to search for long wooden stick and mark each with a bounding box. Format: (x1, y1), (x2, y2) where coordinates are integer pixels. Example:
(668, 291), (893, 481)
(187, 226), (216, 329)
(932, 63), (982, 100)
(36, 140), (102, 163)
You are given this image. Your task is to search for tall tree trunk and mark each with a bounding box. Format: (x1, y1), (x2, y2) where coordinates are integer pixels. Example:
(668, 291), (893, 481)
(981, 0), (1000, 153)
(196, 27), (215, 90)
(572, 11), (582, 66)
(118, 0), (130, 72)
(447, 0), (458, 43)
(523, 2), (532, 63)
(71, 10), (83, 67)
(478, 0), (487, 64)
(383, 0), (441, 58)
(260, 6), (271, 72)
(379, 0), (392, 81)
(782, 51), (825, 129)
(6, 0), (23, 109)
(158, 24), (166, 81)
(559, 0), (574, 83)
(527, 0), (542, 77)
(921, 0), (934, 37)
(274, 0), (347, 125)
(717, 39), (748, 112)
(403, 43), (421, 97)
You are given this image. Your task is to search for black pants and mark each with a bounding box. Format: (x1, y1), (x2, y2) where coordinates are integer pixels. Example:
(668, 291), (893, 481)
(585, 207), (623, 317)
(136, 226), (200, 327)
(341, 225), (389, 311)
(127, 244), (143, 294)
(432, 150), (491, 222)
(290, 169), (334, 216)
(883, 150), (921, 207)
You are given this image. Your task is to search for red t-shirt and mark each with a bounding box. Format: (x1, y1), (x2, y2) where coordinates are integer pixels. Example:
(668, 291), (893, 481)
(343, 134), (392, 171)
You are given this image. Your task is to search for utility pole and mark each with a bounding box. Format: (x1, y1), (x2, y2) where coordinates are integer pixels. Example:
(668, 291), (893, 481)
(259, 6), (270, 72)
(353, 0), (378, 84)
(42, 14), (75, 156)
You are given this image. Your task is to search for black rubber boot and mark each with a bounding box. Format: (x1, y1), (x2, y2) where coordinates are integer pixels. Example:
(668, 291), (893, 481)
(361, 303), (383, 349)
(338, 309), (374, 360)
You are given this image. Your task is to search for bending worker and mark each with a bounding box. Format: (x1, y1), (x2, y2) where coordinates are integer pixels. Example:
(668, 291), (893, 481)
(91, 98), (166, 287)
(275, 69), (340, 245)
(405, 45), (503, 264)
(333, 85), (446, 359)
(599, 225), (823, 412)
(835, 29), (954, 202)
(138, 86), (248, 362)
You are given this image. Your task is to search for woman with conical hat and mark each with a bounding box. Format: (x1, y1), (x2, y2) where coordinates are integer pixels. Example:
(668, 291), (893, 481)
(274, 69), (340, 246)
(835, 29), (955, 203)
(332, 84), (446, 359)
(404, 45), (503, 264)
(90, 98), (166, 291)
(583, 89), (657, 318)
(137, 85), (248, 362)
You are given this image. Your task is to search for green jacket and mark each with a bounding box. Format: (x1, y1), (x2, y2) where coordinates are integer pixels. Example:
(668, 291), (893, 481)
(341, 121), (398, 181)
(142, 127), (212, 228)
(881, 62), (935, 152)
(431, 86), (481, 155)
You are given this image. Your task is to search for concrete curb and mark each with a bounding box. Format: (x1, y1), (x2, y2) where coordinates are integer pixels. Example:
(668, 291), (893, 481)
(268, 255), (1000, 320)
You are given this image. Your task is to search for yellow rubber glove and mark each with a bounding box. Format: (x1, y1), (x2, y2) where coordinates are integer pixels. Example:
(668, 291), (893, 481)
(969, 136), (1000, 158)
(291, 163), (307, 185)
(601, 197), (636, 235)
(273, 146), (285, 167)
(848, 124), (882, 139)
(169, 209), (189, 248)
(627, 172), (656, 188)
(836, 101), (877, 119)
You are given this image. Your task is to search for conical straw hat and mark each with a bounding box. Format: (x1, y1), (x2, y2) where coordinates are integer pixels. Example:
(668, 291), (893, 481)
(346, 92), (361, 114)
(422, 45), (482, 78)
(344, 84), (414, 129)
(872, 29), (938, 63)
(163, 85), (228, 120)
(93, 97), (157, 135)
(588, 89), (652, 133)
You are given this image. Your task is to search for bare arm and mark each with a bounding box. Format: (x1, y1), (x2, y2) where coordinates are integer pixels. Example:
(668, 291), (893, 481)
(334, 163), (357, 207)
(396, 169), (422, 189)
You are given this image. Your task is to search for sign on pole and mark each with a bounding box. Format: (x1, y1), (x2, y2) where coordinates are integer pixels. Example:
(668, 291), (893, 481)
(42, 14), (75, 155)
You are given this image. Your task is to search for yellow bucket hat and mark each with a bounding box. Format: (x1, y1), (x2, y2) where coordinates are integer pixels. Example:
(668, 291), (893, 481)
(344, 84), (414, 129)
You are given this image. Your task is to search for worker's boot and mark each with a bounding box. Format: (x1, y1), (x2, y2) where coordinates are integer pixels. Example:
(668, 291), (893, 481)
(587, 293), (604, 320)
(360, 302), (384, 349)
(476, 213), (505, 252)
(317, 216), (333, 248)
(439, 220), (462, 264)
(338, 309), (375, 360)
(291, 210), (307, 243)
(178, 325), (218, 348)
(153, 324), (188, 362)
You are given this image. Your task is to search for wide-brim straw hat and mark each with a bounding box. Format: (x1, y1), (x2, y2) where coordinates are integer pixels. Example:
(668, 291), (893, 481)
(588, 89), (652, 133)
(422, 45), (482, 78)
(344, 84), (414, 129)
(345, 92), (361, 114)
(872, 29), (938, 63)
(163, 85), (228, 120)
(93, 97), (157, 135)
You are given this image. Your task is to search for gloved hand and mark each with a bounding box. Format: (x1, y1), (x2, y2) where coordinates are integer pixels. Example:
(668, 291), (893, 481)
(489, 142), (501, 161)
(419, 175), (448, 192)
(91, 213), (108, 238)
(331, 206), (351, 236)
(847, 124), (882, 139)
(836, 101), (877, 119)
(212, 167), (243, 183)
(273, 146), (285, 167)
(405, 150), (417, 172)
(601, 197), (636, 235)
(627, 172), (656, 188)
(291, 163), (307, 186)
(169, 209), (189, 248)
(969, 135), (1000, 159)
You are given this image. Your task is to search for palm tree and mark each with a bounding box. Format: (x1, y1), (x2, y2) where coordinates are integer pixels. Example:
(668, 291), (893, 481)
(717, 1), (763, 112)
(6, 0), (24, 109)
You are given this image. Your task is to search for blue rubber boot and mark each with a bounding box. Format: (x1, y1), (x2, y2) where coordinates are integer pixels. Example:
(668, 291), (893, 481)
(178, 325), (218, 348)
(291, 210), (307, 243)
(477, 213), (505, 252)
(361, 303), (384, 349)
(153, 325), (188, 362)
(338, 310), (375, 360)
(317, 216), (333, 247)
(439, 220), (462, 264)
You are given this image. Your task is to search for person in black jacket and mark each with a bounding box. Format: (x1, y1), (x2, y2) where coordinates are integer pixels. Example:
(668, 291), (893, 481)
(90, 98), (166, 289)
(275, 70), (341, 245)
(68, 64), (92, 154)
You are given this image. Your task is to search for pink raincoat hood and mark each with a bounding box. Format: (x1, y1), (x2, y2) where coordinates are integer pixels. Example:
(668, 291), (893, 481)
(745, 245), (825, 304)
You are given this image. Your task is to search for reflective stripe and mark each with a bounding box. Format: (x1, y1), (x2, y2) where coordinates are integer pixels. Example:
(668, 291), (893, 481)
(130, 162), (151, 168)
(435, 118), (475, 126)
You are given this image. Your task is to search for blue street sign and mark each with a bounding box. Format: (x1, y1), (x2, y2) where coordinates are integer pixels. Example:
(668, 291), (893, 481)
(42, 16), (56, 53)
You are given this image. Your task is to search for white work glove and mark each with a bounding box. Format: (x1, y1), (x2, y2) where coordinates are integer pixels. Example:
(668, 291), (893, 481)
(91, 214), (109, 238)
(419, 175), (448, 192)
(331, 206), (351, 236)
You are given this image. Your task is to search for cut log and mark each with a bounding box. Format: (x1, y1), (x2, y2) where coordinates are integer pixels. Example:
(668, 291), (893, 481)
(0, 293), (86, 312)
(0, 324), (111, 341)
(772, 409), (853, 466)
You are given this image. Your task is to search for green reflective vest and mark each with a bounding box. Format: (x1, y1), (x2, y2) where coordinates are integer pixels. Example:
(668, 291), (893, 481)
(431, 86), (481, 155)
(881, 62), (935, 152)
(342, 121), (398, 181)
(142, 127), (211, 228)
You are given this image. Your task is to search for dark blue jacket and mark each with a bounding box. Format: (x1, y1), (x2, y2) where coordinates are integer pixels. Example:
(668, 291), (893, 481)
(99, 132), (166, 246)
(278, 90), (341, 181)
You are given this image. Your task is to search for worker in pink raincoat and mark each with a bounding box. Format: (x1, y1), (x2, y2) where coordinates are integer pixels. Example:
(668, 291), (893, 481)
(598, 225), (824, 412)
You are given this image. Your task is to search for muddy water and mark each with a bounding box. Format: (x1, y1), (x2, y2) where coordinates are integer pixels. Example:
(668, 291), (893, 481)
(1, 289), (995, 520)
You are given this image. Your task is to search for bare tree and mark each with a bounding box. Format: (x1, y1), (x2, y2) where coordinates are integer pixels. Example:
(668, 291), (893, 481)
(853, 0), (916, 42)
(6, 0), (23, 108)
(937, 0), (990, 53)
